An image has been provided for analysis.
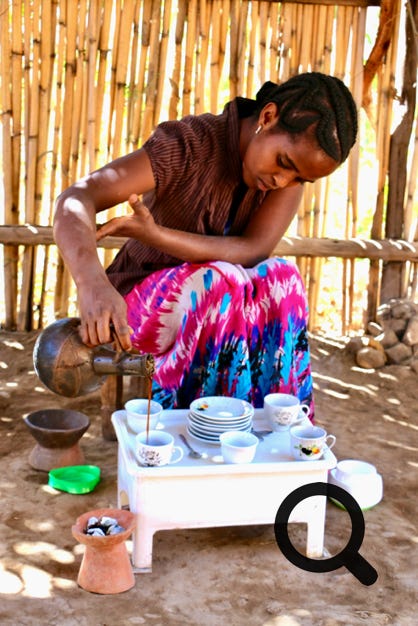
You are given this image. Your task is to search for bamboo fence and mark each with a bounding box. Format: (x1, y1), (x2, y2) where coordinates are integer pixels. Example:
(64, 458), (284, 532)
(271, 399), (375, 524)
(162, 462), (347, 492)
(0, 0), (416, 335)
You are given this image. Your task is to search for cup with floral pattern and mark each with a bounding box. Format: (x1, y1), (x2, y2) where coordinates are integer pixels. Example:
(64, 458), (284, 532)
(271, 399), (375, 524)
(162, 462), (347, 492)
(289, 425), (336, 461)
(136, 430), (183, 467)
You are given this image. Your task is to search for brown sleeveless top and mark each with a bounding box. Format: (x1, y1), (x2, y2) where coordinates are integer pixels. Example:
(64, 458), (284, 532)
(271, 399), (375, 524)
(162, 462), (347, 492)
(106, 97), (265, 295)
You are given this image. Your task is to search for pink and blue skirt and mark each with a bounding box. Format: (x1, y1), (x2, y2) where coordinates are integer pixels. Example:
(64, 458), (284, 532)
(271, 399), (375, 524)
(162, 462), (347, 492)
(125, 258), (314, 417)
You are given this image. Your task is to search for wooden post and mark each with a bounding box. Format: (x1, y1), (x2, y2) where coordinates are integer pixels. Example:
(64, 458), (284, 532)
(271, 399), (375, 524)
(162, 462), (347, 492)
(100, 375), (123, 441)
(381, 0), (417, 302)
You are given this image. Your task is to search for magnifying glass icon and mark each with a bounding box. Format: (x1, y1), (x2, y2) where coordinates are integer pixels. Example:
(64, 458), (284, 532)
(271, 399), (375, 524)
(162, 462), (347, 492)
(274, 482), (378, 586)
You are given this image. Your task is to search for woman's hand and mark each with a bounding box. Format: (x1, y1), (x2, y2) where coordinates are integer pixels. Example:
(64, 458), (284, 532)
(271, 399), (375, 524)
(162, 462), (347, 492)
(96, 194), (155, 242)
(77, 274), (133, 350)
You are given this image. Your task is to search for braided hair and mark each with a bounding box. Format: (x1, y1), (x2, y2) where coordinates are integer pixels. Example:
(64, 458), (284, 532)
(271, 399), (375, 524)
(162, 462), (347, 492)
(254, 72), (358, 163)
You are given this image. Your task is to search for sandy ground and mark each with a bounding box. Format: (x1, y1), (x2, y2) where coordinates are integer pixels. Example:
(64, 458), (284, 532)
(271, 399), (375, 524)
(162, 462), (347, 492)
(0, 329), (417, 626)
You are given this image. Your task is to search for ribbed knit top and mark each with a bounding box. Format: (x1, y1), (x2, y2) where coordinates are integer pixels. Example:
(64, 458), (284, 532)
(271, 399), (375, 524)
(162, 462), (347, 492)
(106, 97), (265, 295)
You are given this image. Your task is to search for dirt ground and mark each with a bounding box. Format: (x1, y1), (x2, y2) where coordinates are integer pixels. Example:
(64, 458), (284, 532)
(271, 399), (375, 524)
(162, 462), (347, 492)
(0, 328), (417, 626)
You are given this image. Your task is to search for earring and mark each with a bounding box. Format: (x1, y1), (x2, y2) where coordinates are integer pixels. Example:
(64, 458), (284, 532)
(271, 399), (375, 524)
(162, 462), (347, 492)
(255, 124), (262, 135)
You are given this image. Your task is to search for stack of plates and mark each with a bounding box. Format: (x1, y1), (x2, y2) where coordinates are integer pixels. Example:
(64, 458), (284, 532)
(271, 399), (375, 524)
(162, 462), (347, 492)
(187, 396), (254, 444)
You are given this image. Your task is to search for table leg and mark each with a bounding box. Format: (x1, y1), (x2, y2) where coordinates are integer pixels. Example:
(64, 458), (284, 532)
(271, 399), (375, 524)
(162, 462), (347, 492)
(305, 496), (327, 558)
(131, 520), (155, 573)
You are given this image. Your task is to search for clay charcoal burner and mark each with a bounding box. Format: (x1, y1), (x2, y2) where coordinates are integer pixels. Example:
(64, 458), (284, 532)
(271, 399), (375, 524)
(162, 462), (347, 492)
(72, 508), (136, 594)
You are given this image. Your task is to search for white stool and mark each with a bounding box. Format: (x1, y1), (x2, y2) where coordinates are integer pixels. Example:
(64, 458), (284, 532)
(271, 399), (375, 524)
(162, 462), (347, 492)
(111, 409), (337, 573)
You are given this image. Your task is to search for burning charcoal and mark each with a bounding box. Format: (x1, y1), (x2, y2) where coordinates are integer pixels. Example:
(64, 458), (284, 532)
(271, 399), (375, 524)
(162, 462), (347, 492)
(87, 528), (106, 537)
(107, 524), (125, 535)
(86, 516), (99, 529)
(99, 516), (118, 528)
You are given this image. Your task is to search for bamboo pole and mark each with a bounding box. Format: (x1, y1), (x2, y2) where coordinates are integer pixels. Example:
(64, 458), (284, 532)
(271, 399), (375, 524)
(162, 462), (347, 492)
(258, 1), (268, 84)
(112, 0), (135, 159)
(219, 0), (229, 88)
(299, 4), (313, 71)
(3, 227), (418, 263)
(309, 5), (334, 329)
(294, 3), (303, 74)
(38, 0), (58, 328)
(86, 0), (99, 170)
(1, 1), (18, 329)
(127, 0), (141, 150)
(95, 1), (113, 159)
(179, 0), (195, 116)
(11, 2), (23, 218)
(154, 0), (172, 125)
(18, 0), (41, 330)
(107, 0), (121, 157)
(236, 0), (249, 95)
(143, 0), (162, 135)
(169, 0), (186, 119)
(269, 1), (279, 81)
(279, 2), (292, 80)
(60, 0), (78, 189)
(195, 0), (209, 112)
(345, 6), (366, 330)
(228, 0), (238, 100)
(40, 0), (62, 328)
(54, 0), (78, 319)
(368, 0), (401, 318)
(210, 0), (221, 112)
(103, 0), (129, 269)
(246, 1), (258, 98)
(332, 5), (353, 333)
(308, 4), (334, 326)
(79, 0), (89, 177)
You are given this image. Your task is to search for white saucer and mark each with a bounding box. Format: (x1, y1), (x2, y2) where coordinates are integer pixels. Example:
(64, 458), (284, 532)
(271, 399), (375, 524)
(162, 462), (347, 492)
(188, 413), (252, 433)
(186, 426), (221, 446)
(190, 396), (254, 420)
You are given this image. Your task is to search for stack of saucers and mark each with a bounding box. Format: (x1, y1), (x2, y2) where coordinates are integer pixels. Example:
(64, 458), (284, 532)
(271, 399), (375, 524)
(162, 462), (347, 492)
(187, 396), (254, 444)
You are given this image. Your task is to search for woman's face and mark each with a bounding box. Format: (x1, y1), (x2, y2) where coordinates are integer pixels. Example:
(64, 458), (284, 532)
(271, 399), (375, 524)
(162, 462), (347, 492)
(242, 119), (339, 191)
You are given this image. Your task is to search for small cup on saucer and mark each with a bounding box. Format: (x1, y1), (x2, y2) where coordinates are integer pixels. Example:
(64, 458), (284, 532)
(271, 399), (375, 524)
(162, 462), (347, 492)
(289, 425), (336, 461)
(264, 393), (310, 432)
(220, 430), (259, 464)
(136, 430), (183, 467)
(125, 398), (162, 434)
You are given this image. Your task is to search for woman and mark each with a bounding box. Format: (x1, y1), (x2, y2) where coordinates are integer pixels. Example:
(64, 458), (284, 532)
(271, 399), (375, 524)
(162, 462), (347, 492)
(54, 72), (358, 413)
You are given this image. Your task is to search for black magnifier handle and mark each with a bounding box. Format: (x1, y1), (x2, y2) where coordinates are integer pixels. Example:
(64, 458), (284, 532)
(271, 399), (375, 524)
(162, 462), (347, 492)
(344, 551), (378, 586)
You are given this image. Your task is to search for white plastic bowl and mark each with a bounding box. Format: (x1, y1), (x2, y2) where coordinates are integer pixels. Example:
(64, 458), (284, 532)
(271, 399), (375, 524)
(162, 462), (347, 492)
(329, 459), (383, 510)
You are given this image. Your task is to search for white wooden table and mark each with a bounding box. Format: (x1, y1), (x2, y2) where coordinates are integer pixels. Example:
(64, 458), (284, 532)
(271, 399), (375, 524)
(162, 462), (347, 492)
(111, 408), (337, 573)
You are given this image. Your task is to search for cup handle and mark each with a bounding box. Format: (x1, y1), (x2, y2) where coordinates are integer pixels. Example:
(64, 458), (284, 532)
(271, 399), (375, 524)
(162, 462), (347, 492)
(170, 446), (184, 464)
(300, 404), (310, 417)
(325, 434), (336, 450)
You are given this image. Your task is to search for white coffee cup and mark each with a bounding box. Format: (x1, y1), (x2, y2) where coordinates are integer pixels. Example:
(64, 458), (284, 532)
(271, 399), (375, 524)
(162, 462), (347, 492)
(289, 425), (336, 461)
(136, 430), (183, 467)
(219, 430), (259, 464)
(264, 393), (310, 431)
(125, 398), (163, 434)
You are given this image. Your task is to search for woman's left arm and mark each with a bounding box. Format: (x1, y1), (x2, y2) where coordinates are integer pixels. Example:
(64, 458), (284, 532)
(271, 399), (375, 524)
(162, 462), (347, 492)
(97, 184), (303, 267)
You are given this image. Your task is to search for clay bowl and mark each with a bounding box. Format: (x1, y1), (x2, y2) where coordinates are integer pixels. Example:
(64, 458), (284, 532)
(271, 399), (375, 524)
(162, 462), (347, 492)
(72, 508), (136, 548)
(24, 408), (90, 449)
(24, 408), (90, 471)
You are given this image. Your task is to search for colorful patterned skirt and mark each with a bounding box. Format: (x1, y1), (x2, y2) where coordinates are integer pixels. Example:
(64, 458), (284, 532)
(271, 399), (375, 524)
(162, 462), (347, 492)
(125, 257), (314, 417)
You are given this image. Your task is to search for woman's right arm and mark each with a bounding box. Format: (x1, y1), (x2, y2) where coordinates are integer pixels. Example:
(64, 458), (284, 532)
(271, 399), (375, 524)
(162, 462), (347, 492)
(53, 149), (156, 349)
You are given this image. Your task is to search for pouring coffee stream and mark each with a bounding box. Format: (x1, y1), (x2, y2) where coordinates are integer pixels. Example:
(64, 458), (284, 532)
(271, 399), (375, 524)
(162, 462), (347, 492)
(33, 317), (155, 398)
